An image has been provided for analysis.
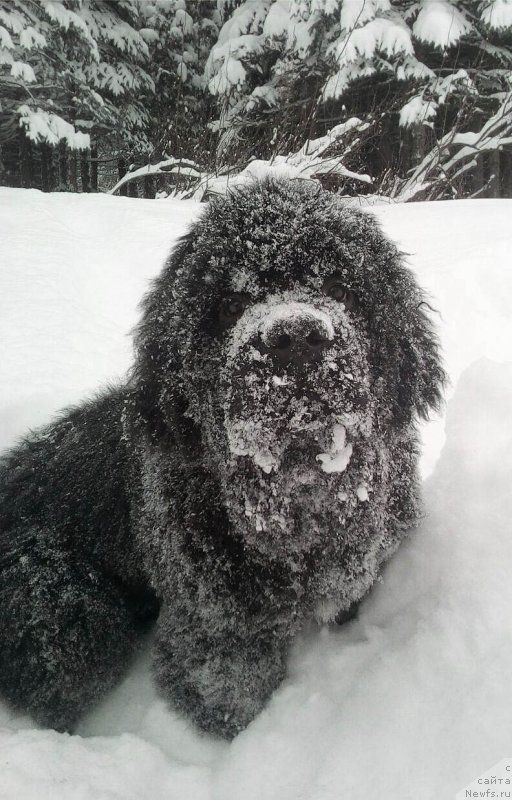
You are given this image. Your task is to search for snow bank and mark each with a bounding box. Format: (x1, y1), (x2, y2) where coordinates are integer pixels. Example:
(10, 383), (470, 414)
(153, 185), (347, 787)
(1, 189), (512, 799)
(0, 189), (198, 452)
(0, 725), (211, 800)
(213, 358), (512, 800)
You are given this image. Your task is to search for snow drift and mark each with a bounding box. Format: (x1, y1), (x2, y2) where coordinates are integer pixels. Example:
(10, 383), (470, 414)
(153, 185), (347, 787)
(0, 188), (511, 799)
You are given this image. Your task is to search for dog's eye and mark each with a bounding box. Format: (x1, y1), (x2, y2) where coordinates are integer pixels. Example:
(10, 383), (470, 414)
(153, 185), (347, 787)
(322, 277), (356, 309)
(219, 293), (251, 325)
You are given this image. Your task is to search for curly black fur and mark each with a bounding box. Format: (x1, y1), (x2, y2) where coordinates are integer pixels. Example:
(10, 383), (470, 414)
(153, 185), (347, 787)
(0, 179), (445, 737)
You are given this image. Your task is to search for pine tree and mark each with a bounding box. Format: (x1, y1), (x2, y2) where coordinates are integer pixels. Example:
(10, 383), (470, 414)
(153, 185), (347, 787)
(138, 0), (219, 171)
(205, 0), (512, 197)
(0, 0), (155, 189)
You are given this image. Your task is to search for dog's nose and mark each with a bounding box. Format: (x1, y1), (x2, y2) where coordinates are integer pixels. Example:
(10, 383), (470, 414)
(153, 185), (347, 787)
(266, 327), (330, 366)
(261, 306), (334, 368)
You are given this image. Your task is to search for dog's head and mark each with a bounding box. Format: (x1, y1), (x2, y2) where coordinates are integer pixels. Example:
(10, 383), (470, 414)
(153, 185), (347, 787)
(134, 178), (445, 584)
(135, 180), (444, 469)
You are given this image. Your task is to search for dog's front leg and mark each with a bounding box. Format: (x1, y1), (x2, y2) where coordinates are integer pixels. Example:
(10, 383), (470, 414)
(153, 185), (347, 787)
(152, 601), (288, 738)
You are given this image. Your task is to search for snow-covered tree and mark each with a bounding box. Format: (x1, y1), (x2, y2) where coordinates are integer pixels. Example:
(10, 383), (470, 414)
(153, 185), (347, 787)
(3, 0), (511, 198)
(138, 0), (219, 169)
(0, 0), (154, 189)
(205, 0), (512, 197)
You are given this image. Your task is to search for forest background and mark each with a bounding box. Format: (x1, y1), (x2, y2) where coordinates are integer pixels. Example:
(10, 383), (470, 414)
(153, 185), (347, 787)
(1, 0), (512, 202)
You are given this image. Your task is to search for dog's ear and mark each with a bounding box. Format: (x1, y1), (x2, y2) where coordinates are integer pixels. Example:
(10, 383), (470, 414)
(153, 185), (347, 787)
(331, 206), (446, 428)
(392, 297), (446, 425)
(131, 230), (202, 458)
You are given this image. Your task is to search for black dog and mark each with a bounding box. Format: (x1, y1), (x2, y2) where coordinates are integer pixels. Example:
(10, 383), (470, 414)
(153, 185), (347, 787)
(0, 179), (444, 737)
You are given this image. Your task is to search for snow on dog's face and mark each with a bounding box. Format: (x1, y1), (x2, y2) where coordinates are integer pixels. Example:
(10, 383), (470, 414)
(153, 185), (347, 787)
(220, 291), (373, 477)
(134, 179), (444, 560)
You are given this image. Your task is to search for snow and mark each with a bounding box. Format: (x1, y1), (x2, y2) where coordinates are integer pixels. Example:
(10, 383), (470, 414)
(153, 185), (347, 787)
(18, 26), (47, 50)
(42, 0), (89, 36)
(333, 17), (413, 66)
(216, 1), (270, 45)
(481, 0), (512, 30)
(193, 122), (373, 198)
(0, 8), (23, 36)
(356, 484), (369, 501)
(322, 60), (379, 101)
(297, 117), (369, 158)
(0, 47), (13, 66)
(0, 24), (14, 49)
(285, 11), (315, 57)
(205, 0), (271, 94)
(260, 302), (335, 342)
(207, 47), (247, 94)
(394, 54), (435, 82)
(262, 1), (289, 39)
(316, 424), (353, 474)
(1, 188), (512, 798)
(173, 8), (193, 37)
(339, 0), (392, 30)
(18, 105), (91, 149)
(0, 190), (197, 452)
(412, 0), (473, 49)
(245, 84), (279, 112)
(9, 60), (36, 82)
(399, 94), (438, 127)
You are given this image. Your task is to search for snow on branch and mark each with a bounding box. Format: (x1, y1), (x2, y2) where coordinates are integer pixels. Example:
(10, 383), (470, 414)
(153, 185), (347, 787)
(109, 119), (372, 200)
(393, 91), (512, 201)
(412, 0), (472, 49)
(18, 105), (90, 149)
(109, 158), (204, 195)
(478, 0), (512, 31)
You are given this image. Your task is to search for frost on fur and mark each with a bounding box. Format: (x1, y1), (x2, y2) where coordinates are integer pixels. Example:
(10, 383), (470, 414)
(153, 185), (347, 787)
(0, 179), (445, 739)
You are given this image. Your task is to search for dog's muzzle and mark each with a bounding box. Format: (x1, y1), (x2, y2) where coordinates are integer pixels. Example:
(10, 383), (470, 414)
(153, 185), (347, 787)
(222, 299), (371, 475)
(255, 303), (334, 368)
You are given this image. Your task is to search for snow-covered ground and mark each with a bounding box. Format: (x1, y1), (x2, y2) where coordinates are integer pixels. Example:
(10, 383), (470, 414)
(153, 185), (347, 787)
(0, 188), (511, 800)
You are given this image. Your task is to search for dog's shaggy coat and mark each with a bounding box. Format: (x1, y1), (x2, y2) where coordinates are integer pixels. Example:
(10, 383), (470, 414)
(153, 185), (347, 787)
(0, 180), (444, 737)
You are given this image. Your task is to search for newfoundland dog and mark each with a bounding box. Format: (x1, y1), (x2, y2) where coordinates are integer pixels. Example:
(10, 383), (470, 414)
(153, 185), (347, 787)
(0, 179), (444, 737)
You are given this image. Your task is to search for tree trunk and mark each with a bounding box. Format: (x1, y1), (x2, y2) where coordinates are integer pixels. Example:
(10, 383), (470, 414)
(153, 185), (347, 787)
(469, 154), (485, 197)
(58, 141), (68, 190)
(19, 133), (34, 188)
(143, 174), (155, 199)
(69, 150), (78, 192)
(483, 150), (500, 198)
(80, 149), (91, 192)
(91, 145), (98, 192)
(0, 136), (21, 187)
(499, 150), (512, 198)
(40, 144), (50, 192)
(118, 157), (128, 196)
(128, 178), (138, 198)
(47, 144), (56, 191)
